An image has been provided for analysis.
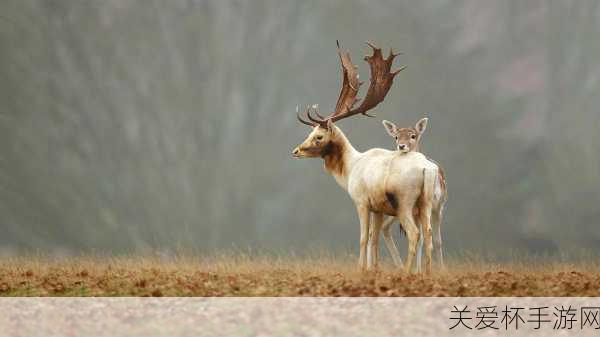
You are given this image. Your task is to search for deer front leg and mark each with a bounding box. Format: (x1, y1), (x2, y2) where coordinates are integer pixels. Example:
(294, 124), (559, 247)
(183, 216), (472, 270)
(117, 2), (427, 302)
(368, 212), (384, 269)
(356, 204), (370, 271)
(398, 209), (419, 274)
(382, 216), (403, 267)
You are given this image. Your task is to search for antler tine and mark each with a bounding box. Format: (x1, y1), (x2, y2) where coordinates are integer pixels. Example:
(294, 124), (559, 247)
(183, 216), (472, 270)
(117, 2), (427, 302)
(389, 48), (403, 58)
(392, 65), (407, 76)
(365, 41), (378, 50)
(306, 106), (328, 127)
(297, 111), (314, 126)
(312, 104), (327, 120)
(296, 105), (316, 127)
(306, 108), (321, 124)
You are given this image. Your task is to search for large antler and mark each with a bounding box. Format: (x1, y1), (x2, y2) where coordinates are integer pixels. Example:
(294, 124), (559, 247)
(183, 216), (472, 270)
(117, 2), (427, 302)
(333, 42), (406, 122)
(298, 41), (405, 128)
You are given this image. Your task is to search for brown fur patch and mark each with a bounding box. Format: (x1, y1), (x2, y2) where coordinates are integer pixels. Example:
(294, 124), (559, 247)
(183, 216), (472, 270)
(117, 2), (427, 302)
(385, 192), (398, 210)
(321, 141), (345, 176)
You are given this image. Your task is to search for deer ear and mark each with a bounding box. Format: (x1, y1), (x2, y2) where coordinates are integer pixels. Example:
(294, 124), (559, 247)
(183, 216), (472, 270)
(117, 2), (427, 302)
(382, 120), (397, 137)
(416, 117), (428, 135)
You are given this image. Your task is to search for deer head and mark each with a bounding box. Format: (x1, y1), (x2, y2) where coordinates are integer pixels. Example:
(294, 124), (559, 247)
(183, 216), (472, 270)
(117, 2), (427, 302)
(292, 41), (405, 159)
(382, 117), (428, 153)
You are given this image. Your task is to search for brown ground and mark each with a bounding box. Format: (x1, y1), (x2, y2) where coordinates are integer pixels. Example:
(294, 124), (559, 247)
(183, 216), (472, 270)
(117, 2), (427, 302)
(1, 255), (599, 296)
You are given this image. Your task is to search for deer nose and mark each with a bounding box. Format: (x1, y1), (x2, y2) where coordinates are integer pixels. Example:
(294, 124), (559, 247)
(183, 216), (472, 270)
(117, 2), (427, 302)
(398, 144), (406, 150)
(292, 148), (299, 156)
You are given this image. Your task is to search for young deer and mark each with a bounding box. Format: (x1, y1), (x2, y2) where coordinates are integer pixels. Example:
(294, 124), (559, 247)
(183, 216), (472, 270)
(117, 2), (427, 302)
(379, 118), (448, 270)
(292, 41), (440, 273)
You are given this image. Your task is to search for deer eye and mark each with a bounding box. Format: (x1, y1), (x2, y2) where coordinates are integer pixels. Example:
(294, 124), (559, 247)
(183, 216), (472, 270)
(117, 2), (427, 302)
(316, 135), (323, 140)
(411, 134), (416, 139)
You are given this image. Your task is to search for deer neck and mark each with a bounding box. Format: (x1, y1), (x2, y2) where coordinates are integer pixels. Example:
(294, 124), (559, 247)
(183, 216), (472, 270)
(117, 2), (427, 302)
(321, 127), (358, 190)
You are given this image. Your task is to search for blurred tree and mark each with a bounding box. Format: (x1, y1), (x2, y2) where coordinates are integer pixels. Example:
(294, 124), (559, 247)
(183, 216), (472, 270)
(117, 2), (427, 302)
(0, 0), (598, 257)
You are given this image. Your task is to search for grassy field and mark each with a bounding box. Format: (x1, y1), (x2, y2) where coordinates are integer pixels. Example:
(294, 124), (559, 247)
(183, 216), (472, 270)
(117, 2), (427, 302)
(1, 254), (599, 296)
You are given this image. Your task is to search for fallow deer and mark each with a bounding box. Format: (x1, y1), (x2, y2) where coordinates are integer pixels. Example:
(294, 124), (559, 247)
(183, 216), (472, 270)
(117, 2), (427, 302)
(378, 118), (448, 270)
(292, 41), (440, 273)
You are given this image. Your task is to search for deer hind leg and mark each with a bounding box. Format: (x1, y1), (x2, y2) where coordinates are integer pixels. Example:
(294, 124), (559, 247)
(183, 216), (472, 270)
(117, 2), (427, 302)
(419, 167), (436, 275)
(419, 210), (433, 275)
(416, 223), (424, 273)
(368, 212), (384, 270)
(398, 209), (419, 274)
(356, 205), (370, 271)
(382, 216), (403, 267)
(432, 205), (444, 269)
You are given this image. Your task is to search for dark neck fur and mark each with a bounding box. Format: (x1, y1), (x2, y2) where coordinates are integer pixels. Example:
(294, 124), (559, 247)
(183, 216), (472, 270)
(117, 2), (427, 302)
(321, 140), (346, 177)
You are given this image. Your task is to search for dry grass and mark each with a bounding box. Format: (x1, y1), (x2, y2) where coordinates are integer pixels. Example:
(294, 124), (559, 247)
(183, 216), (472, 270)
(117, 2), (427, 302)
(1, 254), (600, 296)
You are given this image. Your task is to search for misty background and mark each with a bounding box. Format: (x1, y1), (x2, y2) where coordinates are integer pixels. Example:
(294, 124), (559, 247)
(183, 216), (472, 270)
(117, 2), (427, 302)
(0, 0), (599, 257)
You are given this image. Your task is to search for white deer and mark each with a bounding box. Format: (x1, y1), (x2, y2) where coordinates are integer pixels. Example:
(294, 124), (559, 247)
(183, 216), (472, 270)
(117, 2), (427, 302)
(376, 118), (448, 271)
(292, 41), (439, 273)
